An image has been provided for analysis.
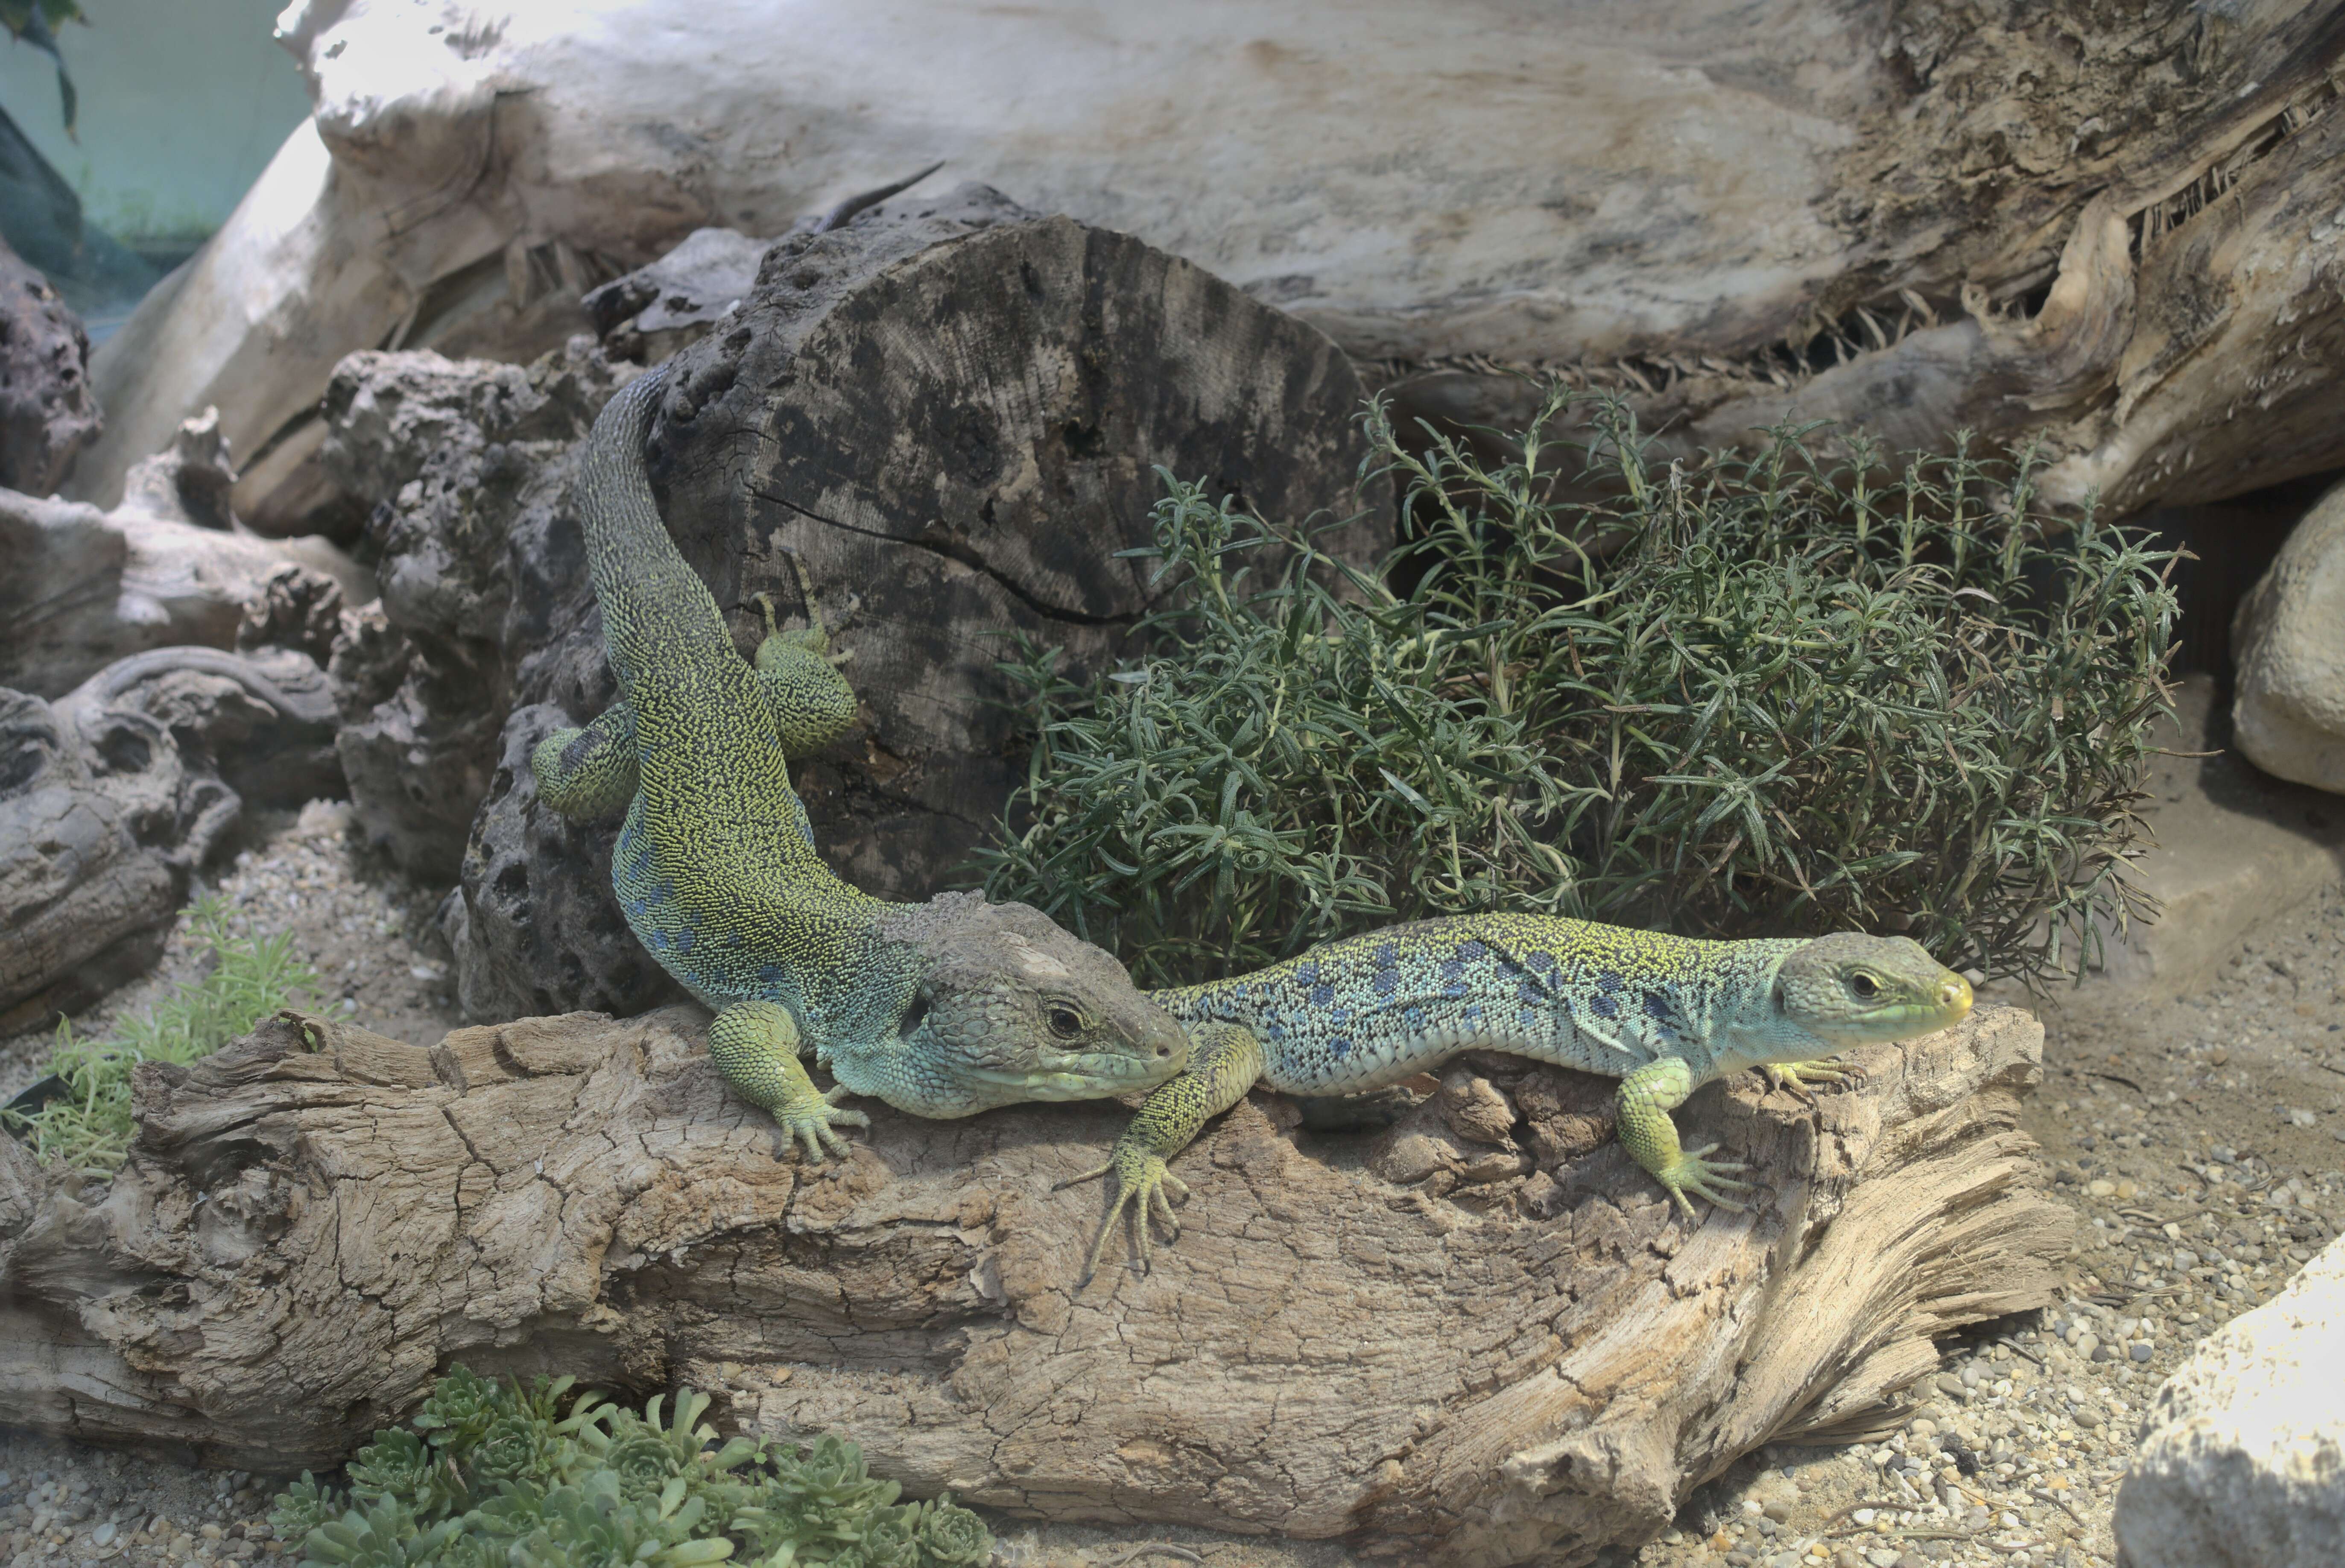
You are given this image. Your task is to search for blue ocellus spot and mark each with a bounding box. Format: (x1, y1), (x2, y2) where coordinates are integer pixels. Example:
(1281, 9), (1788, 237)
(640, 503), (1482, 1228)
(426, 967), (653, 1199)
(1456, 939), (1488, 961)
(1310, 983), (1335, 1007)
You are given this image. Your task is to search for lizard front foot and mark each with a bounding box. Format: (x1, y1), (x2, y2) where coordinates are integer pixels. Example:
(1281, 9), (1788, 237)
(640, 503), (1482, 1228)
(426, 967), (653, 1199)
(768, 1083), (872, 1163)
(1059, 1140), (1190, 1282)
(1655, 1141), (1751, 1218)
(1760, 1058), (1862, 1093)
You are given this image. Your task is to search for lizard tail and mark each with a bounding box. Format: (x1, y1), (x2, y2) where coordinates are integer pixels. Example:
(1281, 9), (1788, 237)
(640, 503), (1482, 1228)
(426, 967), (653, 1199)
(573, 365), (737, 696)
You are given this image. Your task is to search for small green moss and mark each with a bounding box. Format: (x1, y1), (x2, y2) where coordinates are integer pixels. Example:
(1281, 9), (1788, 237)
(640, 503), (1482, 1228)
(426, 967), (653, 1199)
(4, 893), (317, 1172)
(275, 1368), (990, 1568)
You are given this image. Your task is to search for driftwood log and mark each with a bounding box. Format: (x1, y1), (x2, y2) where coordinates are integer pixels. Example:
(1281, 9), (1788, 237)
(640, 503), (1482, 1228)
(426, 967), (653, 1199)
(0, 1001), (2065, 1565)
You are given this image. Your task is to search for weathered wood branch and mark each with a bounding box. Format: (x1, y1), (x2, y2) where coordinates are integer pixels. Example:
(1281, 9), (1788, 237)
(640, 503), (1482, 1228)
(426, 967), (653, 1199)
(0, 1003), (2066, 1566)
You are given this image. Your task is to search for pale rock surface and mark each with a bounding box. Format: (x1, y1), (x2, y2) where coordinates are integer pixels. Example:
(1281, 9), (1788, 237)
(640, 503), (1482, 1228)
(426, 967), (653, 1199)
(0, 410), (369, 700)
(2114, 1235), (2345, 1568)
(2078, 675), (2345, 997)
(78, 3), (2345, 532)
(2232, 484), (2345, 794)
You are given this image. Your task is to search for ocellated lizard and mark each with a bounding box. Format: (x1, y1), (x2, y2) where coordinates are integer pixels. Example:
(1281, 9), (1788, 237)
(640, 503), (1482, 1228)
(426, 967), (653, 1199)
(530, 366), (1187, 1156)
(1071, 913), (1972, 1274)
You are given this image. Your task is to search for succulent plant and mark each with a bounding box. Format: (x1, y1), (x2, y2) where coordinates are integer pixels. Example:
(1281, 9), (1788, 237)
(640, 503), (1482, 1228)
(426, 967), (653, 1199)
(273, 1367), (990, 1568)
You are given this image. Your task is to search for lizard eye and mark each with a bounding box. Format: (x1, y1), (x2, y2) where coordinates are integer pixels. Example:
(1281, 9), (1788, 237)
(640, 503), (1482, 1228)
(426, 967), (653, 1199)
(1848, 972), (1881, 1000)
(1046, 1004), (1085, 1040)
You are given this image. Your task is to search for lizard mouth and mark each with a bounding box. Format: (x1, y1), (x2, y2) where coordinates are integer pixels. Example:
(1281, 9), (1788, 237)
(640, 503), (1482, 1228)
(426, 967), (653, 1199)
(965, 1044), (1188, 1100)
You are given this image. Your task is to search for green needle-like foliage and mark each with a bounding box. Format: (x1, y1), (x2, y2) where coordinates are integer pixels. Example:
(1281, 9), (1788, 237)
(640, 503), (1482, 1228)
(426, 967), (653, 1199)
(4, 893), (317, 1171)
(274, 1368), (990, 1568)
(980, 386), (2177, 987)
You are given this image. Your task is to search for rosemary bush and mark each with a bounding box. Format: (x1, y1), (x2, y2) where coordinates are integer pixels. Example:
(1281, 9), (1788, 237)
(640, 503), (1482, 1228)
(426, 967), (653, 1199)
(273, 1368), (990, 1568)
(979, 386), (2176, 987)
(3, 894), (316, 1171)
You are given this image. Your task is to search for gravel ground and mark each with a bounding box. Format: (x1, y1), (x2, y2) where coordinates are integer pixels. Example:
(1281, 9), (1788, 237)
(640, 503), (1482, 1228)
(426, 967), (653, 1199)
(0, 801), (464, 1106)
(1630, 881), (2345, 1568)
(3, 806), (2339, 1568)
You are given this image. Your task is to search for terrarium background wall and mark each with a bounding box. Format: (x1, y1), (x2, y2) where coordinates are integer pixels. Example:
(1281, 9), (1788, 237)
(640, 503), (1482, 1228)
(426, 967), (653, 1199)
(0, 0), (309, 285)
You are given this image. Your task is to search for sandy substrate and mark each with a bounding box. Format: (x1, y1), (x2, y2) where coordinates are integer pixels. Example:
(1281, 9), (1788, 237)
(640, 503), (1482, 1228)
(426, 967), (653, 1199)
(2, 806), (2339, 1568)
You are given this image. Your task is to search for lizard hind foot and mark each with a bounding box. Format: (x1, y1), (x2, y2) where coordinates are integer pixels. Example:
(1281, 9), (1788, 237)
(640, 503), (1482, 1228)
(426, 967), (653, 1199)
(1656, 1141), (1751, 1219)
(1060, 1146), (1190, 1283)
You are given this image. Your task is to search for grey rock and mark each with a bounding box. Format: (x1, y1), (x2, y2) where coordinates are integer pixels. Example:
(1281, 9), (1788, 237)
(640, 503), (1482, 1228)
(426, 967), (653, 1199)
(582, 226), (769, 360)
(2233, 480), (2345, 794)
(442, 704), (681, 1023)
(0, 647), (339, 1032)
(2114, 1234), (2345, 1568)
(317, 339), (640, 879)
(2075, 673), (2345, 996)
(0, 235), (100, 497)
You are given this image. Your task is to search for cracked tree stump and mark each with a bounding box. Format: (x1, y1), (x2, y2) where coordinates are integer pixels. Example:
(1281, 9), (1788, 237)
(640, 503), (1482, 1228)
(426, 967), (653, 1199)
(436, 184), (1390, 1019)
(0, 1001), (2066, 1566)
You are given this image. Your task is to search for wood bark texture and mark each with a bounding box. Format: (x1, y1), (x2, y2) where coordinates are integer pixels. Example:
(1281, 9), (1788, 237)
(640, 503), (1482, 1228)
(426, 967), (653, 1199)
(0, 1002), (2065, 1566)
(1373, 5), (2345, 520)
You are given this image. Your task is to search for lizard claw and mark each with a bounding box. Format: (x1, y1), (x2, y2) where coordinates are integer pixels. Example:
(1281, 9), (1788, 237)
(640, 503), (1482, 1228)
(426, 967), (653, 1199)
(1760, 1059), (1861, 1097)
(750, 591), (784, 638)
(769, 1083), (871, 1164)
(1061, 1143), (1189, 1282)
(1657, 1141), (1751, 1218)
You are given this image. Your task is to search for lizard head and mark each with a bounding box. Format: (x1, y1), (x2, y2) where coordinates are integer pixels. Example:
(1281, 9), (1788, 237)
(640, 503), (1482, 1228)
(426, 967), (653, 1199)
(1771, 932), (1972, 1047)
(858, 894), (1189, 1117)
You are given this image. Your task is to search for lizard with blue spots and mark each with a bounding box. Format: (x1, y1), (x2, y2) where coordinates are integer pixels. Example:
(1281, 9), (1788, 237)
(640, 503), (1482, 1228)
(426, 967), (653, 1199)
(529, 364), (1188, 1156)
(1070, 913), (1973, 1276)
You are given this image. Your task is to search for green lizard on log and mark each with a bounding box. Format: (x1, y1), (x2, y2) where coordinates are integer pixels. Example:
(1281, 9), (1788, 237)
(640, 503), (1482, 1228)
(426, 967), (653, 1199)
(1071, 915), (1973, 1276)
(529, 366), (1188, 1155)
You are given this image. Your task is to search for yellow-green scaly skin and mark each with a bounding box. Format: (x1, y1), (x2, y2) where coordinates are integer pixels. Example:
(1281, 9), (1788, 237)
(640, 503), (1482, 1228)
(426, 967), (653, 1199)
(531, 368), (1187, 1156)
(1075, 912), (1973, 1276)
